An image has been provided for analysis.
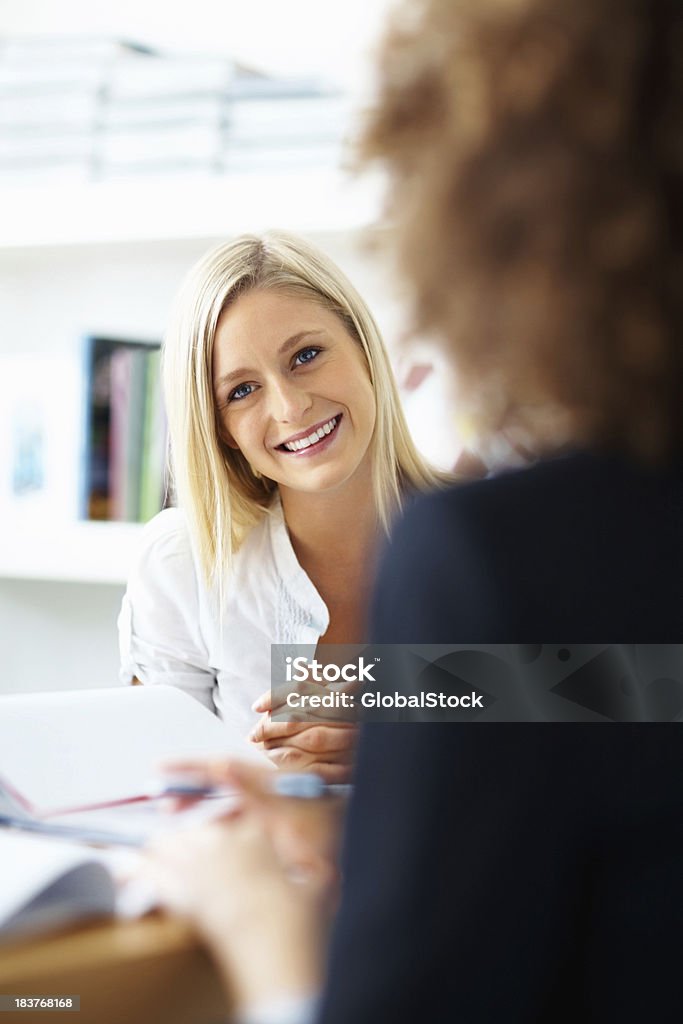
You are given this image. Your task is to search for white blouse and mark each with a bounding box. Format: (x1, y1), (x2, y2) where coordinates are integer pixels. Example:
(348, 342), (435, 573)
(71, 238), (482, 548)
(118, 499), (329, 741)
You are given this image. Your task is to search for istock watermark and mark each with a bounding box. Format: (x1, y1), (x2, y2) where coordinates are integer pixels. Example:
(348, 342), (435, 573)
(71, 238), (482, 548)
(270, 645), (683, 724)
(285, 655), (377, 683)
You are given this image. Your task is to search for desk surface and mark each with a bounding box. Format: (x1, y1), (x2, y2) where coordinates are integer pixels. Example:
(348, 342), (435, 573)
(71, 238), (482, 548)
(0, 914), (229, 1024)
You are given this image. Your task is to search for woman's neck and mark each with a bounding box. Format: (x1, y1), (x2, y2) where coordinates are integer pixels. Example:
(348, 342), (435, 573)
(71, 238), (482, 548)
(278, 466), (383, 604)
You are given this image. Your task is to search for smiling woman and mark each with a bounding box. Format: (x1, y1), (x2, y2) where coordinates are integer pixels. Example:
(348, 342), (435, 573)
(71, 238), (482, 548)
(213, 289), (376, 508)
(118, 232), (444, 777)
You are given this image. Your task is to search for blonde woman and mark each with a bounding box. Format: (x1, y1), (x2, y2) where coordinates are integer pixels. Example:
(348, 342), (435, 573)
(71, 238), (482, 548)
(118, 231), (441, 778)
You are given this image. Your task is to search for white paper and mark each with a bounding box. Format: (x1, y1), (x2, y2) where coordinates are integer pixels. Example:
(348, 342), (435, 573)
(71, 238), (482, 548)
(0, 831), (116, 936)
(0, 685), (267, 814)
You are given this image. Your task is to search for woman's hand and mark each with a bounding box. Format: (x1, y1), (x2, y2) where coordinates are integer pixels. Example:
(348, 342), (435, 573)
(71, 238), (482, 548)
(250, 690), (357, 783)
(157, 759), (345, 884)
(146, 811), (330, 1013)
(145, 760), (343, 1013)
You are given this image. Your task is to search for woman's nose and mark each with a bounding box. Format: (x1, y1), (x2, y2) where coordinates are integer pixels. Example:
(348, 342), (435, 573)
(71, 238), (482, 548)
(268, 379), (312, 424)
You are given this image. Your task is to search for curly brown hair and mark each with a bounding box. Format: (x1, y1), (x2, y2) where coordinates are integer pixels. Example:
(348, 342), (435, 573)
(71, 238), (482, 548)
(361, 0), (682, 460)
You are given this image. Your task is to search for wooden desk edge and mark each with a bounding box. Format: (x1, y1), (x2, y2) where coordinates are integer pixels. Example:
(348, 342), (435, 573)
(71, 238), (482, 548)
(0, 914), (231, 1024)
(0, 913), (200, 980)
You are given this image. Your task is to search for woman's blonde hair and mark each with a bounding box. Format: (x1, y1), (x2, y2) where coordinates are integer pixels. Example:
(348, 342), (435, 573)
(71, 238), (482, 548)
(163, 231), (441, 587)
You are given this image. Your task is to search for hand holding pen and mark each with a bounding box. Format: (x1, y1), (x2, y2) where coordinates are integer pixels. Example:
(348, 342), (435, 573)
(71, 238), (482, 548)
(157, 759), (348, 878)
(156, 770), (352, 803)
(144, 762), (338, 1015)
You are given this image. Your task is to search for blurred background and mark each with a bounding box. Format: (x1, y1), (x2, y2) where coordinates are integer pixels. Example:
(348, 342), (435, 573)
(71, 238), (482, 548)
(0, 0), (459, 694)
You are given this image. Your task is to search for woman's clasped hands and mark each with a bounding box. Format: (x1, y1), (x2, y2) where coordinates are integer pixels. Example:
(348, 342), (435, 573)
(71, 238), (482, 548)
(249, 684), (357, 783)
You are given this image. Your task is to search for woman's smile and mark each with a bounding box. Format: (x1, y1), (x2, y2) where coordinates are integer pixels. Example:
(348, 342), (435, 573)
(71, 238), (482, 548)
(275, 414), (342, 457)
(213, 289), (376, 497)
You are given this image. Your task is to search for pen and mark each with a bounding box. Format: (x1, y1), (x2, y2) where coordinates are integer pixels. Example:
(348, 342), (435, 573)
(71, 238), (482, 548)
(155, 772), (352, 801)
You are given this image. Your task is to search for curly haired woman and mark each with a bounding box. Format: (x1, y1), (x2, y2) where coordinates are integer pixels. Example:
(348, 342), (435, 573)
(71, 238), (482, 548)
(147, 3), (683, 1022)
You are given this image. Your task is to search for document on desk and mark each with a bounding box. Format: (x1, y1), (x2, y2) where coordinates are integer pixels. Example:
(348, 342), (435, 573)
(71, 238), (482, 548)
(0, 831), (118, 938)
(0, 685), (268, 846)
(0, 828), (162, 938)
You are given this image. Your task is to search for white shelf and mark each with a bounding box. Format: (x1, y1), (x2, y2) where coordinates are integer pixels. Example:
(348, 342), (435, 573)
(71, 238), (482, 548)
(0, 520), (144, 585)
(0, 169), (382, 249)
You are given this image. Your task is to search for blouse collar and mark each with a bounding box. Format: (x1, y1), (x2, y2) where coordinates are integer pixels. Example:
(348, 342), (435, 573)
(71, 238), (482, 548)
(267, 495), (330, 634)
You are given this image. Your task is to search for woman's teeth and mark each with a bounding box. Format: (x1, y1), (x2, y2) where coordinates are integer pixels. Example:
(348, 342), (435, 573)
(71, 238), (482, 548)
(283, 416), (338, 452)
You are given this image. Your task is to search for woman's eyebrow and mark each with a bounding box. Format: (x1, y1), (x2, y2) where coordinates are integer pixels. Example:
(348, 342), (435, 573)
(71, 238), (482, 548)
(277, 329), (326, 356)
(215, 365), (252, 391)
(214, 330), (327, 392)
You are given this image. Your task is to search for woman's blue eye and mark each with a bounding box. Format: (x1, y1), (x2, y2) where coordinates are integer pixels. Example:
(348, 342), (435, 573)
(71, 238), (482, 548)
(229, 382), (256, 402)
(294, 346), (321, 366)
(226, 349), (320, 401)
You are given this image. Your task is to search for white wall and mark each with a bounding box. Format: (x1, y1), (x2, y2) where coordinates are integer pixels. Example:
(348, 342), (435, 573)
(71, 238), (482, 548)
(0, 579), (125, 693)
